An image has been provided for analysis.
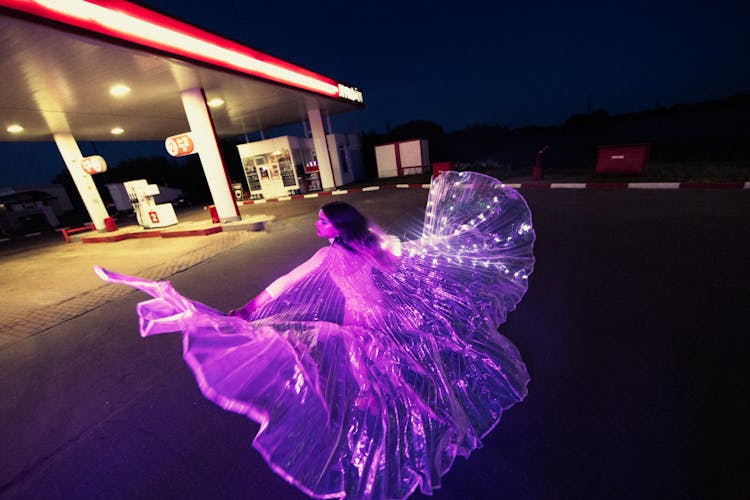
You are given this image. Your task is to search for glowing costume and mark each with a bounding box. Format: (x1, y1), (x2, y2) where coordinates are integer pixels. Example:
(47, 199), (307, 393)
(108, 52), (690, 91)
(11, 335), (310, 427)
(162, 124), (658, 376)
(95, 171), (535, 499)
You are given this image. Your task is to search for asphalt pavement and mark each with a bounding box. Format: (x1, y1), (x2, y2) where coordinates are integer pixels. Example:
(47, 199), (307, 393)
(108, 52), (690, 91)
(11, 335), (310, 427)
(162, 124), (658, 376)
(0, 187), (748, 499)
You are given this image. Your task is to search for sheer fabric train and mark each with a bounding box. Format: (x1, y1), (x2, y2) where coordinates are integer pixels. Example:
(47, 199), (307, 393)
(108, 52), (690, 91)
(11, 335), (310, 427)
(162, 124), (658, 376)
(95, 171), (536, 499)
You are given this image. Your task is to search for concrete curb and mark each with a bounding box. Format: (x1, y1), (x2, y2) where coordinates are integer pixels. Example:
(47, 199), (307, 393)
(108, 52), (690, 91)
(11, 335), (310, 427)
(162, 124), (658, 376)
(237, 180), (750, 205)
(77, 216), (271, 243)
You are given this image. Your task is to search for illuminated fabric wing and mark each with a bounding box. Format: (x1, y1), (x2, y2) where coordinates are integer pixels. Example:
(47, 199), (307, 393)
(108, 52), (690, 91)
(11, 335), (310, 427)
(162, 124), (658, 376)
(95, 171), (535, 500)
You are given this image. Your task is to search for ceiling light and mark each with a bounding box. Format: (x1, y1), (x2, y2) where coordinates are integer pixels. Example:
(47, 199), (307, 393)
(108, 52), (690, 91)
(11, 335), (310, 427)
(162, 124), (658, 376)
(110, 127), (125, 135)
(109, 84), (131, 97)
(207, 98), (225, 107)
(6, 124), (24, 133)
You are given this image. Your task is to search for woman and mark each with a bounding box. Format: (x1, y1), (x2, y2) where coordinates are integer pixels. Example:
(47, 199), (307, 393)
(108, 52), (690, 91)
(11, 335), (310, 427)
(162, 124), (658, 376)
(228, 201), (400, 323)
(95, 171), (535, 499)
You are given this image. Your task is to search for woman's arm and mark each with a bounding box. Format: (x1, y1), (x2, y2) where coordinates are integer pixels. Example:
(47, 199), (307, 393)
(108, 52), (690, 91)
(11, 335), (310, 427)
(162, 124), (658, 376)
(228, 246), (329, 319)
(228, 290), (273, 319)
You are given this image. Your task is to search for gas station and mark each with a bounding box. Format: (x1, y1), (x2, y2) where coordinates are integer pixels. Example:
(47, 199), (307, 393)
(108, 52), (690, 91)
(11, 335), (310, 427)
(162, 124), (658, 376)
(0, 0), (364, 232)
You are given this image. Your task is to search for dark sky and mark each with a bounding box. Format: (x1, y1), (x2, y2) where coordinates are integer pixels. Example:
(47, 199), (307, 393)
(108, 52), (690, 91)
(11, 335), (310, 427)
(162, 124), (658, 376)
(2, 0), (749, 186)
(146, 0), (749, 130)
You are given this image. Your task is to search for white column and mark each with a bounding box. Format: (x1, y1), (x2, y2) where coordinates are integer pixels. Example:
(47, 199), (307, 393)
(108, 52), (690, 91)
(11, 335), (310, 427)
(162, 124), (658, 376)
(307, 106), (336, 190)
(181, 87), (240, 222)
(53, 133), (109, 231)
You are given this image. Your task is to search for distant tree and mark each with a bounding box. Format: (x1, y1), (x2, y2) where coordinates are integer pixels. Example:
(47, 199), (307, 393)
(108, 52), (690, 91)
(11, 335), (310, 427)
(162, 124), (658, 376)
(387, 120), (445, 144)
(445, 124), (511, 162)
(562, 109), (613, 134)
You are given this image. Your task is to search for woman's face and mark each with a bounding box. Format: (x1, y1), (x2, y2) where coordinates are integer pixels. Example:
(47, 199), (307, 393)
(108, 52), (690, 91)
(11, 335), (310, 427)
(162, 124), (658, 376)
(316, 210), (339, 239)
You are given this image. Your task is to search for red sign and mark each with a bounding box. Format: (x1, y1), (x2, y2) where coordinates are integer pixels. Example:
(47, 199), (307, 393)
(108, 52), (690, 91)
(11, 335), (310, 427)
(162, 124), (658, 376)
(81, 155), (107, 174)
(165, 132), (195, 157)
(595, 144), (650, 175)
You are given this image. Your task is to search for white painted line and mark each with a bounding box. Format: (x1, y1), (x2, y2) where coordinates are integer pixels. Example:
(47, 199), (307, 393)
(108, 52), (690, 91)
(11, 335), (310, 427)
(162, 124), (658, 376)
(362, 186), (381, 192)
(253, 199), (267, 204)
(628, 182), (680, 189)
(0, 237), (9, 243)
(277, 196), (292, 201)
(331, 190), (349, 195)
(24, 232), (41, 237)
(303, 193), (320, 198)
(396, 184), (409, 188)
(506, 183), (522, 188)
(551, 183), (587, 189)
(421, 184), (431, 188)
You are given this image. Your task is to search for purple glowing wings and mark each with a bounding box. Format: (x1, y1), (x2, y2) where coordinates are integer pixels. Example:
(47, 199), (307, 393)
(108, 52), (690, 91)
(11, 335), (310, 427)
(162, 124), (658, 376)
(96, 171), (535, 499)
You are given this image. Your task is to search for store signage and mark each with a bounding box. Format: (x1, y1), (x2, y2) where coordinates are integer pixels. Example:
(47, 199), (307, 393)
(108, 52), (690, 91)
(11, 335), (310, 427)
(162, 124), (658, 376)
(80, 155), (107, 174)
(338, 84), (363, 103)
(165, 132), (196, 157)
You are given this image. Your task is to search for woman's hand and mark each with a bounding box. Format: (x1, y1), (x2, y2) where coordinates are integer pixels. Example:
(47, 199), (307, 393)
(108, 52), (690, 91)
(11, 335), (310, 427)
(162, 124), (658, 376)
(227, 290), (272, 320)
(228, 307), (250, 319)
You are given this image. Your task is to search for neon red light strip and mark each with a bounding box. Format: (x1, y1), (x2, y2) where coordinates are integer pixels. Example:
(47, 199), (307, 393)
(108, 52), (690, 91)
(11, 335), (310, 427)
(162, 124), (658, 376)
(0, 0), (340, 97)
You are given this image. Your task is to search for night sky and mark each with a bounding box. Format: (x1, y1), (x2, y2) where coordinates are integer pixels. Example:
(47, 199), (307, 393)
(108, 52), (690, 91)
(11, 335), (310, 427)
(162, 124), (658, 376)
(1, 0), (749, 186)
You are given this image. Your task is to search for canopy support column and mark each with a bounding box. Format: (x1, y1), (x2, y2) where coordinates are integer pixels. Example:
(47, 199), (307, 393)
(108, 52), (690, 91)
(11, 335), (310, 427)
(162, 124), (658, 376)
(181, 87), (240, 222)
(53, 133), (109, 231)
(307, 106), (336, 190)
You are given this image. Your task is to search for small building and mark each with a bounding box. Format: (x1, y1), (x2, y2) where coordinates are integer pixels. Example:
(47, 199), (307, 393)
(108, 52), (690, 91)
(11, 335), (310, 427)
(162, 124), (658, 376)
(375, 139), (430, 178)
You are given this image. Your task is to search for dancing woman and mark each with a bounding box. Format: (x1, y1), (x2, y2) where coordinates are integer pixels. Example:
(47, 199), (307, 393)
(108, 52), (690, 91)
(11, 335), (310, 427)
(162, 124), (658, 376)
(96, 171), (535, 499)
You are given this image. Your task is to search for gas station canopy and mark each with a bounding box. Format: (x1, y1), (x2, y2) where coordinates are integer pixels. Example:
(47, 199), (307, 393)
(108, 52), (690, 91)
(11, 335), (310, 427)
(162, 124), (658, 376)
(0, 0), (365, 142)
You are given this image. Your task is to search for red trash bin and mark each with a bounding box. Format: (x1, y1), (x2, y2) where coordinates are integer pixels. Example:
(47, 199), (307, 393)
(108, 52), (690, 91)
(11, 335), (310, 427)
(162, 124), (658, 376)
(432, 162), (454, 178)
(104, 217), (117, 232)
(207, 205), (220, 223)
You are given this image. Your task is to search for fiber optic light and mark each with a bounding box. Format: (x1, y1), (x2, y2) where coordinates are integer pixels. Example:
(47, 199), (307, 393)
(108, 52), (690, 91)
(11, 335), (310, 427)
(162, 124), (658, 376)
(4, 0), (346, 98)
(6, 124), (24, 133)
(109, 84), (131, 97)
(110, 127), (124, 135)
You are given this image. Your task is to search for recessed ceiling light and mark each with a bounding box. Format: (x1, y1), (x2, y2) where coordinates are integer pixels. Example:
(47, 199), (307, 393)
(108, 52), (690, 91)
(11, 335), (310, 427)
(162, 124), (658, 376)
(110, 127), (125, 135)
(6, 124), (24, 133)
(109, 84), (131, 97)
(207, 97), (225, 107)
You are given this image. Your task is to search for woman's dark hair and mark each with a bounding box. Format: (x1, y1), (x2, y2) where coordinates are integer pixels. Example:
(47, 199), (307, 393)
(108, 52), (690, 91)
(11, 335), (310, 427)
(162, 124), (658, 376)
(321, 201), (376, 251)
(321, 201), (398, 270)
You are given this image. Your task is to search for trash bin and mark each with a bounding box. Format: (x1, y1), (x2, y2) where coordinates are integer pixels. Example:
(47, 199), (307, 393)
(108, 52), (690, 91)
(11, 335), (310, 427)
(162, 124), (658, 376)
(532, 164), (543, 181)
(206, 205), (220, 223)
(432, 162), (454, 178)
(104, 217), (117, 232)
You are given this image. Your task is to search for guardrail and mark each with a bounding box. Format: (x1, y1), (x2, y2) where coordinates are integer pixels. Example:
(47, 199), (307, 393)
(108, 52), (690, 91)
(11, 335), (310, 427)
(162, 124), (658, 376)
(61, 223), (95, 243)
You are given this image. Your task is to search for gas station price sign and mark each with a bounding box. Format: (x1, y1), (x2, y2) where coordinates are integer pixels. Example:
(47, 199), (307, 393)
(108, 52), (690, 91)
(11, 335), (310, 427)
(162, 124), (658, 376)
(165, 132), (196, 157)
